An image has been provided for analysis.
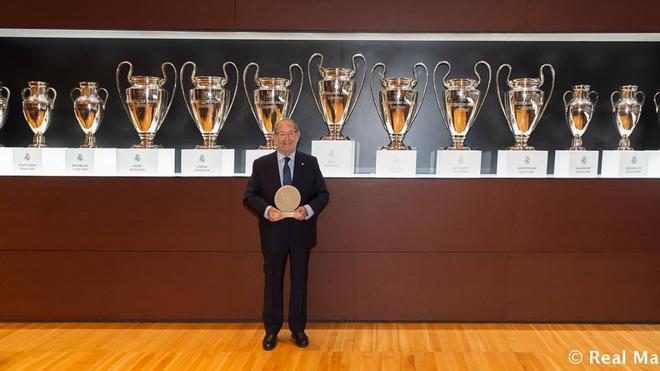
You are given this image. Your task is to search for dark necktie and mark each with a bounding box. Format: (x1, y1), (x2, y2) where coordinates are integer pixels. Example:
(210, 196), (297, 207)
(283, 157), (292, 185)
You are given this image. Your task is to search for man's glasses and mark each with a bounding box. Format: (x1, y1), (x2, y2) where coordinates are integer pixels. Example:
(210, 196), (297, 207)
(275, 131), (298, 138)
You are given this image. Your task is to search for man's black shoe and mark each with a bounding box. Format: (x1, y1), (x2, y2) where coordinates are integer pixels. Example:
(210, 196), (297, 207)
(262, 333), (277, 351)
(291, 331), (309, 348)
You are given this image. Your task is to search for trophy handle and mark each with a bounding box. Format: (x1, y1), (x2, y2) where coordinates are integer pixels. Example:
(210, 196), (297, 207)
(537, 64), (555, 120)
(47, 87), (57, 108)
(222, 61), (239, 123)
(21, 87), (30, 100)
(473, 60), (492, 123)
(115, 61), (133, 117)
(635, 90), (645, 107)
(160, 62), (177, 122)
(369, 63), (387, 128)
(179, 61), (197, 120)
(588, 90), (599, 108)
(410, 62), (429, 128)
(610, 90), (620, 113)
(432, 61), (450, 127)
(307, 53), (325, 119)
(286, 63), (304, 117)
(70, 87), (81, 104)
(496, 64), (512, 124)
(1, 86), (9, 102)
(344, 53), (366, 125)
(562, 90), (573, 108)
(654, 91), (660, 113)
(242, 62), (260, 123)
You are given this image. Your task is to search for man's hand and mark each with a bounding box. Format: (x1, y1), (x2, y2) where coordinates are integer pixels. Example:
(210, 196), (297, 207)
(293, 206), (308, 221)
(267, 207), (284, 222)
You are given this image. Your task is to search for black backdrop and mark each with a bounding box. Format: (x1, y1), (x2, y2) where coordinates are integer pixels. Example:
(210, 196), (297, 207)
(1, 37), (659, 173)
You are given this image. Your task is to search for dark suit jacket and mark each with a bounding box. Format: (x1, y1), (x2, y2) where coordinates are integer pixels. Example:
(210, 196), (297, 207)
(243, 151), (329, 252)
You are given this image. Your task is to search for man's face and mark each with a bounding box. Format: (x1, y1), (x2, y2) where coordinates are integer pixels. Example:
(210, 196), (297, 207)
(273, 120), (300, 156)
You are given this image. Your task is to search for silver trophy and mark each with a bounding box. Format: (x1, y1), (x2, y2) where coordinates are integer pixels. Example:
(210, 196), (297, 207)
(370, 62), (428, 150)
(243, 63), (303, 149)
(307, 53), (366, 140)
(180, 61), (239, 149)
(433, 61), (491, 150)
(0, 83), (9, 145)
(116, 61), (177, 148)
(611, 85), (644, 150)
(22, 81), (57, 148)
(496, 64), (555, 150)
(563, 85), (598, 150)
(71, 81), (108, 148)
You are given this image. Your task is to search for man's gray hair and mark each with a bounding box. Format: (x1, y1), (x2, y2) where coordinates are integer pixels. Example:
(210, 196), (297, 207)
(274, 118), (300, 133)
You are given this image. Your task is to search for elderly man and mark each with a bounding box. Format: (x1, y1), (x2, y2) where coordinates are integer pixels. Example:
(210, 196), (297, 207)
(243, 118), (329, 351)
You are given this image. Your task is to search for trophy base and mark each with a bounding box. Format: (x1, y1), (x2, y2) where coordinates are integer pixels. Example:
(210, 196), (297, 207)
(446, 136), (469, 150)
(197, 136), (221, 149)
(29, 134), (47, 148)
(80, 134), (97, 148)
(569, 136), (585, 151)
(382, 139), (411, 150)
(321, 133), (350, 141)
(132, 143), (162, 149)
(509, 135), (533, 151)
(617, 136), (634, 151)
(196, 144), (223, 149)
(259, 136), (275, 150)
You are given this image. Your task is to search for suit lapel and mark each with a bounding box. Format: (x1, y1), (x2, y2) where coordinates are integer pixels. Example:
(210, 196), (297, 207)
(269, 152), (280, 188)
(292, 151), (304, 189)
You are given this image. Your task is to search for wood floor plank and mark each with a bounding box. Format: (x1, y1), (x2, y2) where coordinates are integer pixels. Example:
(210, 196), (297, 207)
(0, 322), (657, 370)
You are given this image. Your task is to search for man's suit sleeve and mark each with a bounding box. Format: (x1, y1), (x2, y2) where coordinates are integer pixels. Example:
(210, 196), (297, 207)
(243, 160), (269, 216)
(307, 157), (329, 215)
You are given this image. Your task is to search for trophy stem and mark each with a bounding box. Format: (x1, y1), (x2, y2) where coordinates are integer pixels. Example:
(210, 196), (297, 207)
(570, 136), (584, 151)
(196, 135), (222, 149)
(447, 136), (470, 150)
(618, 136), (633, 150)
(382, 134), (411, 150)
(80, 133), (97, 148)
(29, 133), (47, 148)
(133, 133), (159, 149)
(509, 135), (534, 151)
(321, 124), (349, 140)
(259, 134), (276, 150)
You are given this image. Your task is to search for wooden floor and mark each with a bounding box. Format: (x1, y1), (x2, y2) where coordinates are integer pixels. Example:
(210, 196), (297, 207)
(0, 322), (657, 370)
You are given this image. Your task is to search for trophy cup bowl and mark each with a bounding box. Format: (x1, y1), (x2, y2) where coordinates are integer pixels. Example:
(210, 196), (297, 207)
(21, 81), (57, 148)
(611, 85), (644, 150)
(433, 60), (491, 150)
(563, 84), (598, 150)
(370, 62), (428, 150)
(308, 53), (366, 140)
(496, 64), (555, 150)
(180, 61), (239, 149)
(116, 61), (177, 149)
(243, 62), (303, 149)
(0, 84), (10, 135)
(71, 81), (108, 148)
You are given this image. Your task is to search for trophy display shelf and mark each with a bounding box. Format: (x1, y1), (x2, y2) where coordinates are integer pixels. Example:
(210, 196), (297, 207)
(375, 149), (417, 177)
(648, 150), (660, 177)
(496, 150), (548, 178)
(116, 148), (175, 176)
(0, 147), (12, 175)
(553, 150), (599, 178)
(65, 148), (117, 176)
(431, 149), (482, 177)
(601, 150), (648, 178)
(9, 147), (66, 176)
(244, 149), (274, 175)
(181, 148), (235, 176)
(311, 140), (358, 177)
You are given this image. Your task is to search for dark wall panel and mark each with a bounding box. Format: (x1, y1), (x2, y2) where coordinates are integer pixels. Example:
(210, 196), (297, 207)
(4, 0), (236, 30)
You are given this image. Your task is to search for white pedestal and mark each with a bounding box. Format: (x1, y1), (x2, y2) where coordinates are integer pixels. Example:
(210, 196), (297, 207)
(181, 149), (235, 176)
(65, 148), (117, 176)
(311, 140), (357, 177)
(496, 150), (548, 178)
(375, 150), (417, 177)
(117, 148), (175, 176)
(0, 147), (13, 175)
(244, 149), (274, 175)
(432, 150), (481, 177)
(601, 150), (648, 178)
(553, 150), (599, 178)
(647, 150), (660, 178)
(13, 148), (66, 175)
